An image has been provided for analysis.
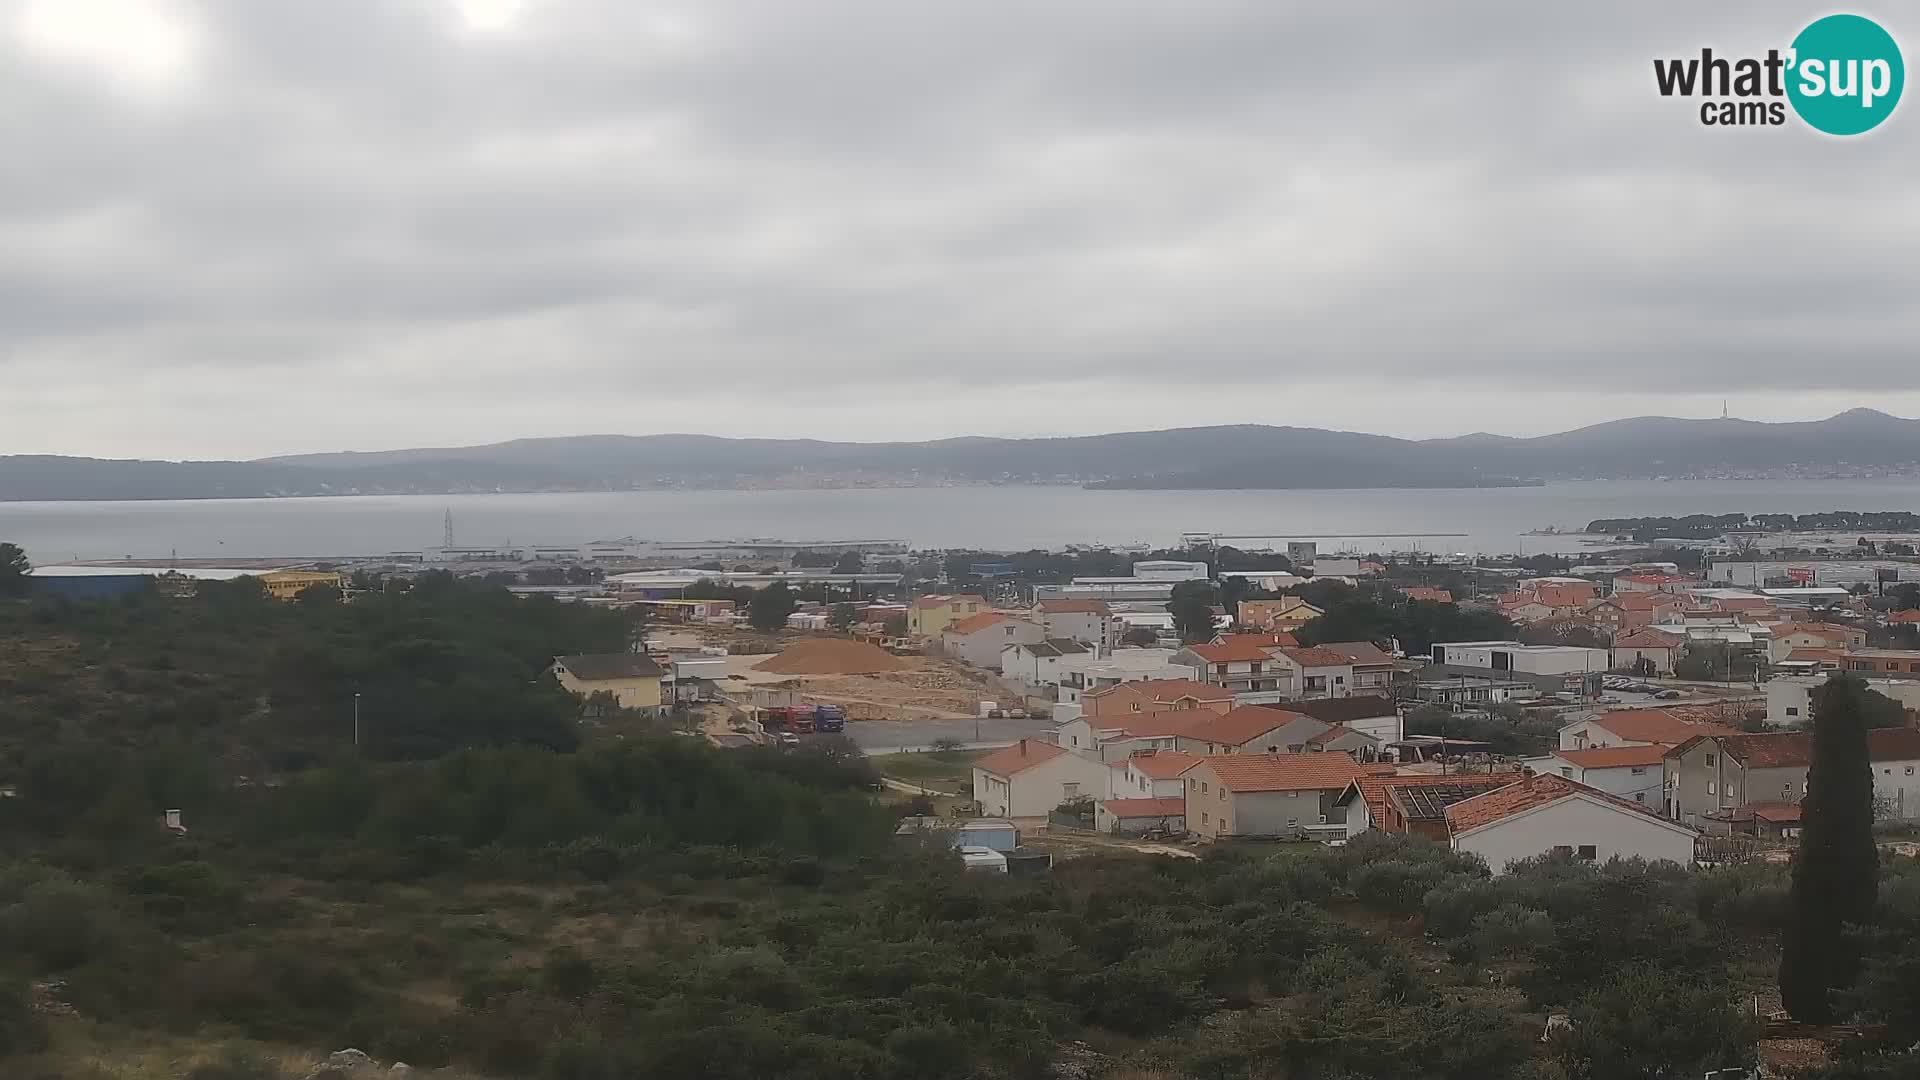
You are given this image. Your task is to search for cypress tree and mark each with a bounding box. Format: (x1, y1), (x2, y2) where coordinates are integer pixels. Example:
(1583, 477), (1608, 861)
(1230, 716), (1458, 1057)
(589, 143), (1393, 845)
(1780, 674), (1880, 1022)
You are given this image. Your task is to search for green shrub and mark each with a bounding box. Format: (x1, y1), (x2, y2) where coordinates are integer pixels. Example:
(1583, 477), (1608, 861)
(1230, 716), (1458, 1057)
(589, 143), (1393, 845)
(0, 979), (49, 1059)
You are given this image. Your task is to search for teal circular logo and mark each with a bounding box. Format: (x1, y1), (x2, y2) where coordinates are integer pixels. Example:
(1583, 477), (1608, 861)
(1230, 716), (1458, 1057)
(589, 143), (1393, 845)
(1787, 14), (1904, 135)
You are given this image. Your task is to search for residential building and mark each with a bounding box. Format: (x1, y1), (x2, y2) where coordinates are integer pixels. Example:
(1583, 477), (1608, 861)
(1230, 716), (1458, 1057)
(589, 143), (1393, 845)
(1499, 599), (1558, 624)
(1174, 638), (1293, 701)
(1586, 591), (1686, 633)
(1288, 695), (1405, 744)
(1411, 675), (1537, 709)
(1058, 649), (1200, 703)
(1111, 749), (1203, 799)
(1236, 597), (1324, 633)
(1610, 629), (1684, 675)
(1001, 638), (1090, 687)
(1095, 797), (1186, 835)
(1511, 578), (1600, 609)
(551, 653), (665, 715)
(941, 613), (1045, 668)
(1844, 649), (1920, 678)
(1032, 599), (1122, 652)
(1445, 773), (1698, 872)
(1889, 610), (1920, 626)
(1665, 728), (1920, 826)
(1336, 772), (1521, 839)
(1271, 646), (1357, 699)
(907, 594), (990, 638)
(1059, 681), (1236, 759)
(1079, 678), (1235, 721)
(259, 570), (343, 601)
(1520, 745), (1669, 805)
(971, 739), (1114, 818)
(1558, 708), (1739, 751)
(1174, 706), (1327, 756)
(1308, 725), (1382, 759)
(1311, 641), (1397, 696)
(1400, 587), (1454, 604)
(1180, 753), (1364, 840)
(1765, 622), (1867, 664)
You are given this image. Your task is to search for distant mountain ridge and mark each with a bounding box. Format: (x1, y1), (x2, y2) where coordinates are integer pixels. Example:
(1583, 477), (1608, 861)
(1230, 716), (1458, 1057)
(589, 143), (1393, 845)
(5, 409), (1920, 501)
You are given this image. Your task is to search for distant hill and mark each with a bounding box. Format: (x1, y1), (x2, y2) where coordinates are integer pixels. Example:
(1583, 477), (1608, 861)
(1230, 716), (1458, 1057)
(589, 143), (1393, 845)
(5, 409), (1920, 500)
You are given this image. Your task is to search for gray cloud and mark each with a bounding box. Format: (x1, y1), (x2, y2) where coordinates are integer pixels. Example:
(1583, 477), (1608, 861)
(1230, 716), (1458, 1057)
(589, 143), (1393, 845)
(1, 0), (1916, 457)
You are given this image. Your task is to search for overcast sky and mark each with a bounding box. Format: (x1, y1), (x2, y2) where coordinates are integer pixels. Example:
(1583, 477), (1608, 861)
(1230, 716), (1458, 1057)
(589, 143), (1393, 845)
(3, 1), (1917, 459)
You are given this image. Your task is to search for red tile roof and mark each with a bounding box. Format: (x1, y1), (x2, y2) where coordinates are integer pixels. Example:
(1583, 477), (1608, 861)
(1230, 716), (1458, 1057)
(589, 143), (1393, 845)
(1281, 646), (1354, 667)
(1037, 599), (1112, 615)
(1180, 706), (1312, 747)
(1552, 745), (1669, 769)
(1220, 630), (1300, 648)
(1587, 708), (1739, 746)
(1089, 678), (1233, 705)
(1314, 641), (1395, 666)
(1123, 749), (1203, 779)
(1307, 724), (1361, 746)
(944, 612), (1011, 636)
(1747, 801), (1803, 823)
(1889, 610), (1920, 624)
(972, 739), (1070, 777)
(1191, 752), (1362, 793)
(1187, 638), (1279, 663)
(1401, 587), (1454, 604)
(1445, 772), (1673, 834)
(1785, 647), (1845, 664)
(1100, 797), (1186, 819)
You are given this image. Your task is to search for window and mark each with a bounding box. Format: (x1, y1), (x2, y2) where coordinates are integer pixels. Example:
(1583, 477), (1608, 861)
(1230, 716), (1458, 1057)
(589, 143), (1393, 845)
(1286, 817), (1297, 828)
(1630, 766), (1646, 775)
(1201, 782), (1209, 794)
(1577, 845), (1597, 860)
(1705, 753), (1715, 766)
(1063, 783), (1079, 797)
(1707, 781), (1716, 795)
(1558, 767), (1573, 778)
(1552, 845), (1573, 856)
(1218, 789), (1226, 801)
(1908, 767), (1915, 776)
(1318, 814), (1329, 825)
(1635, 793), (1645, 803)
(1786, 707), (1799, 717)
(1201, 811), (1209, 825)
(1189, 778), (1197, 790)
(1784, 783), (1792, 797)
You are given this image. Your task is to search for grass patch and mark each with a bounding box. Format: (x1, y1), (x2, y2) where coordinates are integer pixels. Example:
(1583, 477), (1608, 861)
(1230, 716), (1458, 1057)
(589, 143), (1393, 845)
(868, 749), (983, 792)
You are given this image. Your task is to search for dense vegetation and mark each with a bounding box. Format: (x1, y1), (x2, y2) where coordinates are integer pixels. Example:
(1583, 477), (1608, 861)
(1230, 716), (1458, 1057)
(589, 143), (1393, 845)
(1586, 511), (1920, 540)
(0, 574), (633, 775)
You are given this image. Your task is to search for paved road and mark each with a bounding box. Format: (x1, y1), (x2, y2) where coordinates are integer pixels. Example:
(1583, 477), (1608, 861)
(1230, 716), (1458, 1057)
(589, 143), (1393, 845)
(846, 713), (1054, 753)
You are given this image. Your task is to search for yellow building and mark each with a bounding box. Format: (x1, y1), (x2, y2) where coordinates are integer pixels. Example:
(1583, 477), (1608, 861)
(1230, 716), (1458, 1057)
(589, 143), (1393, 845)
(551, 653), (664, 716)
(906, 594), (990, 639)
(258, 570), (343, 601)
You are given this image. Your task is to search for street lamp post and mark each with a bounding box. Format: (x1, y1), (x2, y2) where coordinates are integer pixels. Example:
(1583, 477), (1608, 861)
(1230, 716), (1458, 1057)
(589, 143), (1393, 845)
(353, 692), (362, 752)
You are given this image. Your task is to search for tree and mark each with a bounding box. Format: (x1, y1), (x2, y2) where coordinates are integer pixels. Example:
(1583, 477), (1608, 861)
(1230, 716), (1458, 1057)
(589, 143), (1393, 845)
(832, 552), (864, 575)
(748, 581), (798, 632)
(1121, 626), (1159, 648)
(828, 603), (858, 631)
(0, 542), (29, 598)
(1895, 583), (1920, 611)
(1631, 656), (1656, 678)
(883, 613), (908, 638)
(1782, 673), (1882, 1023)
(1169, 580), (1218, 643)
(1552, 966), (1756, 1080)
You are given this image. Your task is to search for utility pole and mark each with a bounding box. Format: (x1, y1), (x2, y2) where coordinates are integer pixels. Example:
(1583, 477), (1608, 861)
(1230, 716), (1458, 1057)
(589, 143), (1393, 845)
(353, 692), (362, 752)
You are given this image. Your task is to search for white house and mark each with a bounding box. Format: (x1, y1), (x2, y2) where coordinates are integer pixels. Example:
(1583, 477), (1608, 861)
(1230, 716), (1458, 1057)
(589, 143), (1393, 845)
(942, 613), (1045, 669)
(1271, 647), (1357, 699)
(1060, 649), (1202, 703)
(1768, 673), (1920, 728)
(1444, 773), (1698, 872)
(970, 740), (1114, 818)
(1518, 745), (1669, 806)
(1032, 599), (1123, 652)
(1111, 749), (1203, 799)
(1174, 638), (1294, 702)
(1290, 696), (1405, 745)
(1001, 638), (1091, 687)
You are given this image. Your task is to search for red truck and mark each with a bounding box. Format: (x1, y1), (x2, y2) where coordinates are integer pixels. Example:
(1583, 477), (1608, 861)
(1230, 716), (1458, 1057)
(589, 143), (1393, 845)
(762, 705), (816, 735)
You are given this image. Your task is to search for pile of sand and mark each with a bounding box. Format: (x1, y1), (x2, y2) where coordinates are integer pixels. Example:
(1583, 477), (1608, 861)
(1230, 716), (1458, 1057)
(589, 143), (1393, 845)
(753, 638), (906, 675)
